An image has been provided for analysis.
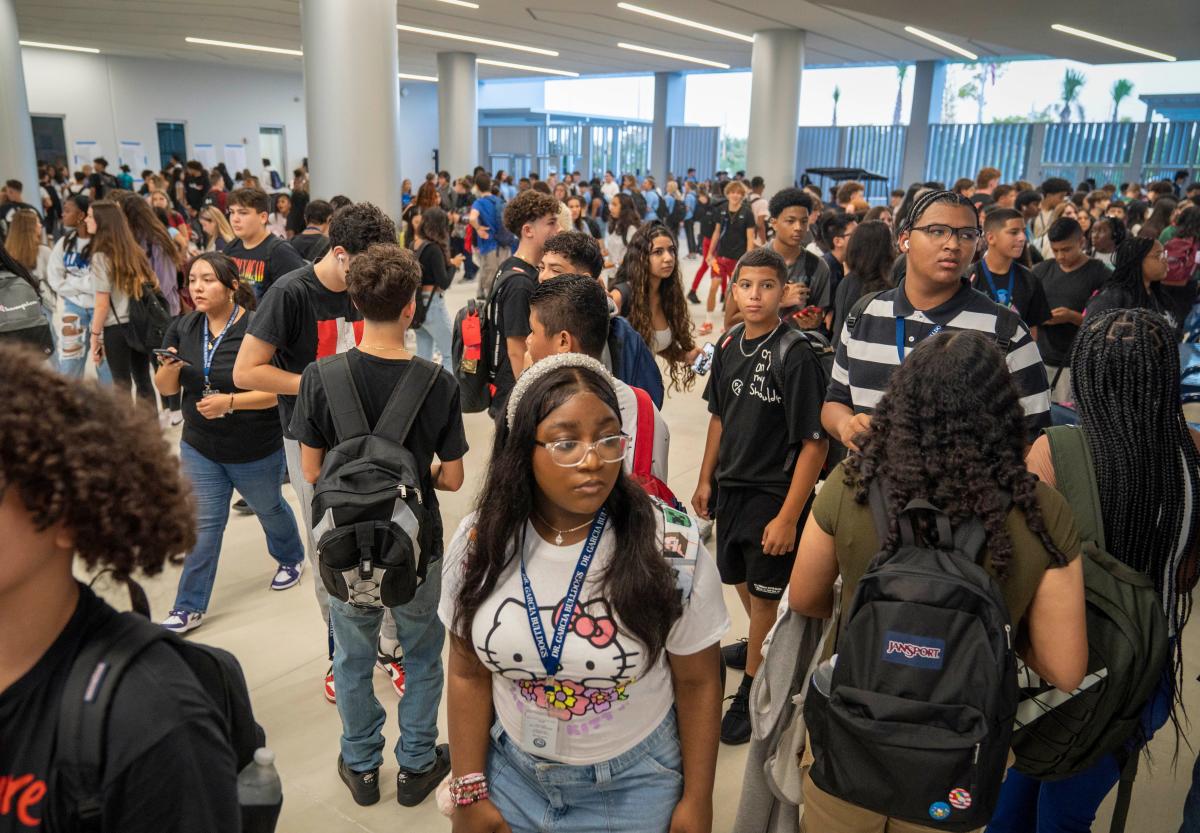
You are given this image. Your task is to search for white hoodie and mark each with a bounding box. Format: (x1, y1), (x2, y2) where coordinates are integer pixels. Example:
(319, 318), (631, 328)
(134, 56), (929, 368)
(46, 231), (94, 308)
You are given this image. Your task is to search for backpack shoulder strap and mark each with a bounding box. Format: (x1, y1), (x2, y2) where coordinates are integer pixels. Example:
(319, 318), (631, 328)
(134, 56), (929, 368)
(866, 480), (891, 545)
(54, 611), (170, 833)
(631, 385), (654, 480)
(316, 352), (371, 443)
(994, 306), (1021, 352)
(771, 326), (804, 394)
(373, 356), (441, 445)
(802, 250), (820, 282)
(844, 290), (883, 335)
(718, 322), (745, 357)
(1046, 425), (1106, 549)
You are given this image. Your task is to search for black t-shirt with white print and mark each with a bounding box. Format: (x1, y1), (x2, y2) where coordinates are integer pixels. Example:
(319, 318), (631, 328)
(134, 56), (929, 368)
(704, 323), (827, 498)
(245, 264), (363, 439)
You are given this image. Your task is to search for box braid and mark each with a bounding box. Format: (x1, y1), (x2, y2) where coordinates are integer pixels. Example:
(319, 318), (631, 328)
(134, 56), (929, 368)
(897, 189), (980, 234)
(1070, 308), (1200, 689)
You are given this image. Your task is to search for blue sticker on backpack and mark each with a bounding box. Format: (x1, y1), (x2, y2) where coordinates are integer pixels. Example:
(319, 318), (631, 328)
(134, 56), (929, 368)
(882, 630), (945, 670)
(929, 801), (952, 821)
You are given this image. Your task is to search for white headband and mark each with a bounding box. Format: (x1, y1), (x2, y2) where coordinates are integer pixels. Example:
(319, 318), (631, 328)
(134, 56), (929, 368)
(505, 352), (619, 430)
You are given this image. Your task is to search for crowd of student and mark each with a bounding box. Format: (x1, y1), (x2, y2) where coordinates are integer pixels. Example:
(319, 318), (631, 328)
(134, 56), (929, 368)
(2, 154), (1200, 833)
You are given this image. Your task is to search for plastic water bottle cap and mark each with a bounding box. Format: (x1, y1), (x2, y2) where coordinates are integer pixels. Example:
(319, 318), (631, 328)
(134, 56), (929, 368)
(254, 747), (276, 766)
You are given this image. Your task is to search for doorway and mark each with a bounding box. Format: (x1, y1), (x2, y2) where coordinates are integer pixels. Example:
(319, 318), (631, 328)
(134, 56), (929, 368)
(259, 126), (286, 180)
(32, 115), (68, 168)
(156, 122), (187, 170)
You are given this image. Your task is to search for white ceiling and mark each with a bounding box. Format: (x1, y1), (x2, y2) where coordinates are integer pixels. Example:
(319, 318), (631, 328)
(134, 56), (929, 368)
(15, 0), (1197, 80)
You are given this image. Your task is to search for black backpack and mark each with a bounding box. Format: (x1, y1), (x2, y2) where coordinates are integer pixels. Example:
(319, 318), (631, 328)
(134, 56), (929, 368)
(804, 484), (1018, 831)
(654, 192), (669, 221)
(629, 189), (649, 218)
(52, 576), (274, 833)
(666, 195), (687, 226)
(1011, 426), (1169, 779)
(312, 352), (440, 608)
(114, 281), (172, 353)
(452, 266), (521, 414)
(0, 270), (53, 355)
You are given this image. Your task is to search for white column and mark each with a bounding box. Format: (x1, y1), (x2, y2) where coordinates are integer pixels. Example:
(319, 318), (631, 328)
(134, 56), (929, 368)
(651, 71), (684, 183)
(0, 1), (38, 195)
(300, 0), (401, 220)
(437, 52), (478, 178)
(899, 60), (945, 187)
(746, 29), (805, 194)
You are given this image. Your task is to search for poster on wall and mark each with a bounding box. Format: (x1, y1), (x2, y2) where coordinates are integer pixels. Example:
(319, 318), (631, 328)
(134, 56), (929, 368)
(118, 140), (148, 177)
(72, 140), (102, 169)
(224, 143), (247, 174)
(193, 143), (217, 169)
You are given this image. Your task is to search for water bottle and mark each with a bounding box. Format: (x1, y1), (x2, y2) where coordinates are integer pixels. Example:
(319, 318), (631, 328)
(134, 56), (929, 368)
(238, 747), (283, 833)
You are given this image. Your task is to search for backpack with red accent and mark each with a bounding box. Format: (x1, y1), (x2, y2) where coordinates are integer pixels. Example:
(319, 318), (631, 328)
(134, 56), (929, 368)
(630, 385), (681, 509)
(1164, 236), (1199, 287)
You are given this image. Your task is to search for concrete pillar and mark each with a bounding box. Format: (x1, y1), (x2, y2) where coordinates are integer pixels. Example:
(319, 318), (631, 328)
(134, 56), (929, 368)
(301, 0), (400, 220)
(581, 121), (592, 179)
(0, 2), (39, 197)
(899, 59), (945, 187)
(746, 29), (805, 193)
(1026, 122), (1049, 184)
(437, 52), (478, 179)
(651, 71), (685, 183)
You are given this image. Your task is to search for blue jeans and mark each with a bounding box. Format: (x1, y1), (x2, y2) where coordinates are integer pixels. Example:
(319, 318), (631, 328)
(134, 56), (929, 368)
(415, 291), (453, 372)
(173, 443), (304, 613)
(56, 298), (111, 383)
(987, 674), (1173, 833)
(487, 709), (684, 833)
(330, 566), (445, 772)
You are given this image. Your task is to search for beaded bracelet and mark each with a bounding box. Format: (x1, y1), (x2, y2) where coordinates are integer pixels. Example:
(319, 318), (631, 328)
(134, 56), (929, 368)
(449, 773), (489, 807)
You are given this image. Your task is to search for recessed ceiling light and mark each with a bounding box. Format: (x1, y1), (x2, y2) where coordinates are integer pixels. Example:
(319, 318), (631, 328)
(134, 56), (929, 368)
(903, 26), (978, 61)
(616, 42), (730, 69)
(477, 58), (579, 77)
(616, 3), (753, 44)
(398, 72), (439, 82)
(1051, 23), (1176, 62)
(396, 24), (557, 56)
(434, 0), (480, 7)
(19, 40), (99, 54)
(185, 37), (303, 56)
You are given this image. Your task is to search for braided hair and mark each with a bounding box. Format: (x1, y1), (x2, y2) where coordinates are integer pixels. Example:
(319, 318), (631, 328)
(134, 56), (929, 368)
(844, 330), (1063, 578)
(898, 189), (980, 234)
(1071, 309), (1200, 687)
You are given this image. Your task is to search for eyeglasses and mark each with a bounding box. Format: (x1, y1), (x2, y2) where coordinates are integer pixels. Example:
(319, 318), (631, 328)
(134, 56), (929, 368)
(910, 224), (982, 244)
(535, 434), (629, 467)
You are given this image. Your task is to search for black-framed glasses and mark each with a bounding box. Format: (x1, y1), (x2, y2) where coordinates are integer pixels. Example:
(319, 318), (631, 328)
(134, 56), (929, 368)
(910, 224), (982, 243)
(535, 435), (629, 467)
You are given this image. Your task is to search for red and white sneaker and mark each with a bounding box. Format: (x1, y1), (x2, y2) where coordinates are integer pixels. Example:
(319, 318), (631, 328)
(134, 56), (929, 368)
(377, 657), (406, 699)
(325, 665), (336, 704)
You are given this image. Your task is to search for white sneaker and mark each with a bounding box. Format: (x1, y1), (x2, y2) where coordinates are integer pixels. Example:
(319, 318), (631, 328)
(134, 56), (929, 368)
(270, 560), (304, 590)
(161, 609), (204, 634)
(169, 410), (184, 426)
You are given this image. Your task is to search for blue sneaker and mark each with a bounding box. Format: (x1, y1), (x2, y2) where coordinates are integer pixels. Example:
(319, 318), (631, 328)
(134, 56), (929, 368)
(270, 561), (304, 591)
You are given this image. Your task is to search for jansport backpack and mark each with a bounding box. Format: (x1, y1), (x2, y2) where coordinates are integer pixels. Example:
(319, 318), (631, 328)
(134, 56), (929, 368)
(52, 574), (277, 833)
(311, 353), (440, 609)
(1164, 236), (1199, 287)
(1011, 426), (1169, 779)
(804, 484), (1018, 832)
(0, 270), (53, 355)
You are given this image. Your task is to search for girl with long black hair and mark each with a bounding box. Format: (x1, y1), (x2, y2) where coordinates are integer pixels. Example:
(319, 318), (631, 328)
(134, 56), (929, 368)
(1011, 308), (1200, 832)
(440, 356), (727, 833)
(1084, 236), (1175, 330)
(830, 218), (896, 342)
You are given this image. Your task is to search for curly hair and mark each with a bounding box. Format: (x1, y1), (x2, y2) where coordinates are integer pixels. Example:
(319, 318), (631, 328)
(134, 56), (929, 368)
(622, 222), (696, 392)
(503, 189), (560, 238)
(329, 202), (398, 255)
(843, 330), (1063, 578)
(0, 346), (195, 575)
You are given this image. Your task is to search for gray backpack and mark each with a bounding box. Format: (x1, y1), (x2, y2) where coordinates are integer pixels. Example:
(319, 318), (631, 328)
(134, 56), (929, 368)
(0, 270), (52, 355)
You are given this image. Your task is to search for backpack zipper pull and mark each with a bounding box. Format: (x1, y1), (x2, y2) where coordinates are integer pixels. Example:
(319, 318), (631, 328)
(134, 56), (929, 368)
(398, 484), (407, 499)
(1004, 624), (1012, 652)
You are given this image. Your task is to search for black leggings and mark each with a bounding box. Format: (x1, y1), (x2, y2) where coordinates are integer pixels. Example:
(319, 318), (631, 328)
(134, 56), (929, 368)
(103, 323), (156, 405)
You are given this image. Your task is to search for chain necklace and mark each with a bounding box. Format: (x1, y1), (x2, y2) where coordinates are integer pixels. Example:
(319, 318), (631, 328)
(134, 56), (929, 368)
(533, 511), (595, 546)
(362, 344), (407, 351)
(738, 321), (783, 357)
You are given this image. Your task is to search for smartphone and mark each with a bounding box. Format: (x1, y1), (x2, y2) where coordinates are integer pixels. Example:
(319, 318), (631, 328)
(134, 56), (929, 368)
(692, 342), (716, 375)
(153, 348), (191, 366)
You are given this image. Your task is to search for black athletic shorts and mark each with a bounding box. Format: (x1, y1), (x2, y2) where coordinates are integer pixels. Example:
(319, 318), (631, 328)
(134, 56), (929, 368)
(715, 486), (809, 600)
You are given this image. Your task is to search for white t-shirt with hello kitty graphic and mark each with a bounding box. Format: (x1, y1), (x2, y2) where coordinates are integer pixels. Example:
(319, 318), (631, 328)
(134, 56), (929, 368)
(438, 514), (729, 765)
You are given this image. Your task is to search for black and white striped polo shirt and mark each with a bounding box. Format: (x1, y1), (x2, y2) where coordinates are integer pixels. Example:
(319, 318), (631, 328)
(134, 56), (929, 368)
(827, 279), (1052, 436)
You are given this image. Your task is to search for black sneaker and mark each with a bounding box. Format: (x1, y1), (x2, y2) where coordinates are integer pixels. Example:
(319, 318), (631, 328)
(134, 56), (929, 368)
(721, 688), (752, 745)
(687, 289), (701, 304)
(338, 755), (380, 806)
(721, 639), (748, 671)
(396, 743), (451, 806)
(231, 498), (254, 516)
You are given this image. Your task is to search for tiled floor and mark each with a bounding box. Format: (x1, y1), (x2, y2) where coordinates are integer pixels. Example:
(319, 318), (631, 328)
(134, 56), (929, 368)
(87, 257), (1198, 832)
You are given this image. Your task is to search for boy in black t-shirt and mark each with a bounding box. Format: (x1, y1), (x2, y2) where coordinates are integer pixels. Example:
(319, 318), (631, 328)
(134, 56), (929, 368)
(692, 246), (829, 746)
(969, 207), (1051, 337)
(487, 189), (562, 418)
(290, 244), (466, 808)
(224, 187), (306, 300)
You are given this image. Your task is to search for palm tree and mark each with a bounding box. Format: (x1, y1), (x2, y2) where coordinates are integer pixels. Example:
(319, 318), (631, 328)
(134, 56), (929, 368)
(832, 85), (841, 127)
(1059, 68), (1086, 123)
(1111, 78), (1135, 121)
(893, 64), (908, 125)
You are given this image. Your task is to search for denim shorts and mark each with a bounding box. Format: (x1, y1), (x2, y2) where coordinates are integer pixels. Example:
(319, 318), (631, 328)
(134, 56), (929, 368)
(487, 709), (684, 833)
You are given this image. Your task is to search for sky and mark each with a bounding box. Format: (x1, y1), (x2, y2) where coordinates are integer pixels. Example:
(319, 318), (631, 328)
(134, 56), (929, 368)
(542, 58), (1200, 136)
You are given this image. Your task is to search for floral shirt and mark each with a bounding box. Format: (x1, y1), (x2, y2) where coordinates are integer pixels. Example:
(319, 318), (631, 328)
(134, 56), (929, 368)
(439, 515), (728, 765)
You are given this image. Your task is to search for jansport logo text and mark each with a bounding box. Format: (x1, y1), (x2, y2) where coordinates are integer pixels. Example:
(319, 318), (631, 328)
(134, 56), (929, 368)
(886, 640), (943, 661)
(881, 630), (946, 670)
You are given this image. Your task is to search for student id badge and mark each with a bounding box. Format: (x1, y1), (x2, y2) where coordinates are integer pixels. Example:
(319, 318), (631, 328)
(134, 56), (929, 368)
(522, 697), (561, 753)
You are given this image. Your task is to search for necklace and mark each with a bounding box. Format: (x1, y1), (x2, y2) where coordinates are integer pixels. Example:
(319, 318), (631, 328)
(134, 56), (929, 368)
(362, 344), (407, 351)
(533, 511), (595, 546)
(738, 321), (783, 357)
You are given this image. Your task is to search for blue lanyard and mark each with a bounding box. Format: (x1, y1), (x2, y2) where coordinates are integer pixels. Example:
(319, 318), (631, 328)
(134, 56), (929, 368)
(979, 261), (1015, 308)
(203, 305), (239, 389)
(896, 318), (943, 363)
(520, 507), (608, 680)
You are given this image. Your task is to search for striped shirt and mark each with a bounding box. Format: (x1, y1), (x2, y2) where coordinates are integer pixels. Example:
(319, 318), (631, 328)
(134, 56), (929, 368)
(827, 279), (1052, 437)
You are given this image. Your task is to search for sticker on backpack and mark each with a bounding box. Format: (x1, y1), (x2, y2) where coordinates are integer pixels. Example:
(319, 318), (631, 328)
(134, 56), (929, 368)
(928, 802), (952, 821)
(881, 630), (945, 670)
(948, 788), (972, 810)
